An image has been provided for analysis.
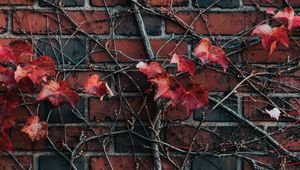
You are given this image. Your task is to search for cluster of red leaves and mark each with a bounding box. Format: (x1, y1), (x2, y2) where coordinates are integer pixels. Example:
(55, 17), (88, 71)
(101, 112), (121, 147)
(137, 38), (228, 114)
(0, 41), (113, 151)
(253, 7), (300, 54)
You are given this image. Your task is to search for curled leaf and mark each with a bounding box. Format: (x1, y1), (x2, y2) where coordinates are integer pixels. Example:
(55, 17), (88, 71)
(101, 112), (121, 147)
(274, 7), (300, 31)
(37, 80), (79, 108)
(171, 53), (195, 76)
(21, 115), (48, 141)
(252, 24), (289, 54)
(192, 38), (228, 72)
(136, 61), (164, 79)
(14, 56), (56, 85)
(83, 74), (114, 99)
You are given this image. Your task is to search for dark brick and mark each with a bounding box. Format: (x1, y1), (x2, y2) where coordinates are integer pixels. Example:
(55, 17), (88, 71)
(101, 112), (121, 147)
(193, 0), (240, 8)
(38, 155), (84, 170)
(39, 0), (84, 7)
(191, 156), (237, 170)
(39, 97), (85, 123)
(115, 126), (151, 153)
(115, 13), (161, 36)
(90, 156), (153, 169)
(194, 95), (238, 122)
(0, 156), (32, 170)
(37, 38), (86, 65)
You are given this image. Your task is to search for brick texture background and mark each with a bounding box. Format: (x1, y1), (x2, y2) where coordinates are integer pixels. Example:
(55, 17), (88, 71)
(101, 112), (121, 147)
(1, 0), (300, 170)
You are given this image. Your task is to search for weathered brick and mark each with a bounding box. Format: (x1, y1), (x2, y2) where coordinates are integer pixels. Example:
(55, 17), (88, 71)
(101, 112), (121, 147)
(191, 156), (237, 170)
(89, 96), (156, 122)
(143, 0), (189, 6)
(13, 10), (109, 35)
(0, 156), (32, 170)
(177, 68), (238, 92)
(116, 71), (150, 92)
(166, 12), (264, 35)
(0, 11), (7, 34)
(90, 156), (153, 170)
(39, 97), (85, 123)
(37, 38), (87, 64)
(115, 13), (161, 36)
(243, 96), (300, 121)
(115, 126), (151, 153)
(61, 11), (109, 35)
(194, 95), (238, 122)
(90, 0), (128, 6)
(86, 127), (111, 151)
(38, 155), (84, 170)
(242, 41), (300, 64)
(193, 0), (240, 8)
(243, 0), (283, 6)
(89, 39), (188, 62)
(39, 0), (84, 7)
(0, 0), (32, 5)
(269, 127), (300, 151)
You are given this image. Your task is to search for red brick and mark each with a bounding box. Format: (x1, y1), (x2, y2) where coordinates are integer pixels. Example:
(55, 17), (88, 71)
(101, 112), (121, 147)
(177, 68), (238, 92)
(89, 96), (156, 122)
(86, 127), (111, 151)
(0, 0), (32, 5)
(61, 11), (109, 35)
(13, 10), (109, 35)
(243, 96), (300, 121)
(90, 39), (188, 62)
(0, 11), (7, 34)
(162, 106), (191, 121)
(146, 0), (189, 6)
(13, 10), (58, 34)
(164, 126), (216, 151)
(90, 0), (128, 6)
(90, 156), (153, 170)
(269, 127), (300, 151)
(166, 12), (264, 35)
(242, 41), (300, 64)
(0, 156), (32, 170)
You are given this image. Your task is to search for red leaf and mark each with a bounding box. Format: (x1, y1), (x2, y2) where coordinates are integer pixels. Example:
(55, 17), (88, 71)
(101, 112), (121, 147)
(21, 115), (48, 141)
(274, 7), (300, 31)
(0, 46), (16, 65)
(9, 40), (33, 64)
(14, 56), (56, 85)
(83, 74), (114, 99)
(171, 53), (195, 76)
(265, 7), (275, 15)
(150, 73), (186, 103)
(178, 84), (208, 115)
(252, 24), (289, 54)
(37, 80), (79, 108)
(0, 66), (16, 89)
(0, 130), (13, 151)
(192, 38), (228, 72)
(0, 93), (20, 151)
(136, 61), (164, 79)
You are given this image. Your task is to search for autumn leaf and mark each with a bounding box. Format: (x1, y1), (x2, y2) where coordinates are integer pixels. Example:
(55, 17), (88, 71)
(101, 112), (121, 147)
(0, 93), (20, 151)
(9, 40), (33, 63)
(150, 73), (185, 103)
(265, 7), (275, 15)
(37, 80), (79, 108)
(0, 46), (16, 65)
(136, 61), (164, 79)
(252, 24), (289, 54)
(171, 53), (195, 76)
(273, 7), (300, 31)
(83, 74), (114, 99)
(0, 66), (16, 89)
(14, 56), (56, 85)
(178, 84), (208, 115)
(21, 115), (48, 141)
(192, 38), (228, 72)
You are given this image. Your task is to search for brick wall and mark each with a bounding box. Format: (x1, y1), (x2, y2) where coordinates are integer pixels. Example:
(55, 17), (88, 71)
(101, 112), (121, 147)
(1, 0), (300, 170)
